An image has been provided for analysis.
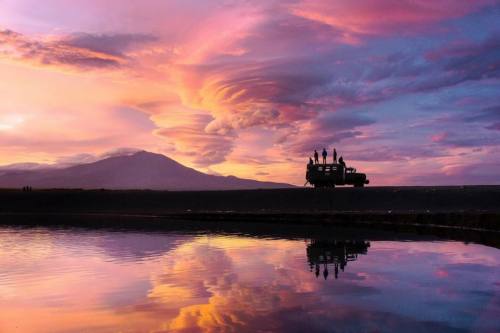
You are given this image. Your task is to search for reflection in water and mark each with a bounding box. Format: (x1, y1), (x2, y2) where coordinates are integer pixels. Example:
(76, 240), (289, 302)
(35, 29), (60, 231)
(307, 240), (370, 280)
(0, 226), (499, 333)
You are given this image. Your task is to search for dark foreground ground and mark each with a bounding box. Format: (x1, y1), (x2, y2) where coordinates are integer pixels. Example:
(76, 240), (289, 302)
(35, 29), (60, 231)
(1, 186), (499, 234)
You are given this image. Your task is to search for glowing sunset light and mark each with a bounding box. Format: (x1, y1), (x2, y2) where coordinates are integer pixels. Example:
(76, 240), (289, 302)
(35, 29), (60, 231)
(0, 114), (24, 130)
(0, 0), (499, 185)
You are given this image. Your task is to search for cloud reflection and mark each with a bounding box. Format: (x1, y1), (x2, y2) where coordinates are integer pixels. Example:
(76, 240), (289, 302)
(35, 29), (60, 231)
(0, 229), (499, 332)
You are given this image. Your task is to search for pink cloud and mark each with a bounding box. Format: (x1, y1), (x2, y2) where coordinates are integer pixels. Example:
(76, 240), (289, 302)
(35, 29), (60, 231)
(173, 55), (338, 136)
(431, 132), (449, 143)
(289, 0), (494, 36)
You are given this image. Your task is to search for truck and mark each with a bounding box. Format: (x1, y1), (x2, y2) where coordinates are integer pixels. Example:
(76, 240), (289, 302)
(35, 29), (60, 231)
(305, 163), (369, 188)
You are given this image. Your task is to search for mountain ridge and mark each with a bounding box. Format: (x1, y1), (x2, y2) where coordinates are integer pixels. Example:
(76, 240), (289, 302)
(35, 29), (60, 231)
(0, 151), (294, 190)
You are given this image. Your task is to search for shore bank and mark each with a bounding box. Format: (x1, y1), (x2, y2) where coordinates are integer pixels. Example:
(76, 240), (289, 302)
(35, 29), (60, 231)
(1, 186), (499, 233)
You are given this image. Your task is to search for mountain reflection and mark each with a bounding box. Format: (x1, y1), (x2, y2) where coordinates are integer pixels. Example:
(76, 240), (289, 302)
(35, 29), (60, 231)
(307, 240), (370, 280)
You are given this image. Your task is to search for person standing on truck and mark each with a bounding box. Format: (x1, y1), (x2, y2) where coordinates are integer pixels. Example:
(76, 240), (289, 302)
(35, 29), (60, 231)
(314, 150), (319, 164)
(333, 148), (337, 163)
(322, 148), (327, 164)
(338, 156), (346, 167)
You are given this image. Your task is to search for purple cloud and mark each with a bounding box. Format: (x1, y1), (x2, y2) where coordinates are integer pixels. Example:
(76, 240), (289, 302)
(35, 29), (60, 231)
(430, 131), (500, 148)
(465, 105), (500, 123)
(486, 123), (500, 131)
(0, 29), (157, 69)
(408, 162), (500, 185)
(63, 33), (157, 57)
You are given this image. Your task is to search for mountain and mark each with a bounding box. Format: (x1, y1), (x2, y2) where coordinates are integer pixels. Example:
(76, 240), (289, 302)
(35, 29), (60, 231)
(0, 151), (294, 190)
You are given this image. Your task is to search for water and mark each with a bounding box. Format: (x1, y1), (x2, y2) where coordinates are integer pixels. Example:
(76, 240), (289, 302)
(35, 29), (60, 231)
(0, 225), (498, 333)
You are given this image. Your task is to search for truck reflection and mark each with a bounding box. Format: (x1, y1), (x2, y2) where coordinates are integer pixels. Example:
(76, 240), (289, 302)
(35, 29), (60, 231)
(306, 240), (370, 280)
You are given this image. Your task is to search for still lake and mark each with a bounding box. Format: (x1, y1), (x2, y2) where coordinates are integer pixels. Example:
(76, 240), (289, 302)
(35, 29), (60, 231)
(0, 224), (498, 333)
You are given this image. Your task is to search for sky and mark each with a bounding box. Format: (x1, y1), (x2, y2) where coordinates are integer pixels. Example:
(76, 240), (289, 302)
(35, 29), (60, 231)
(0, 0), (499, 185)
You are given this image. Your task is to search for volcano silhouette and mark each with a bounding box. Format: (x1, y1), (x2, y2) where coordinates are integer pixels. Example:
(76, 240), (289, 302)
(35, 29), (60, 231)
(0, 151), (293, 190)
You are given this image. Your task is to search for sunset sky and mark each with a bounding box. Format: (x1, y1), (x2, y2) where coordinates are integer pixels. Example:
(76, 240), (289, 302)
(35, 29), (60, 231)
(0, 0), (499, 185)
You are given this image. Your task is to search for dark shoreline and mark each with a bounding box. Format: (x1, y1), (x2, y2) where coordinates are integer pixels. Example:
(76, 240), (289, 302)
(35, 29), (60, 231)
(1, 186), (499, 212)
(1, 212), (499, 249)
(1, 186), (499, 235)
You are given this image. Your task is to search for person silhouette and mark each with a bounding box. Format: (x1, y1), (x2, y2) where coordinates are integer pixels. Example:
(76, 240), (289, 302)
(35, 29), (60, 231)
(333, 148), (337, 163)
(338, 156), (346, 167)
(314, 150), (319, 164)
(308, 157), (314, 166)
(322, 148), (327, 164)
